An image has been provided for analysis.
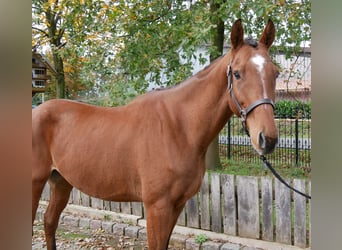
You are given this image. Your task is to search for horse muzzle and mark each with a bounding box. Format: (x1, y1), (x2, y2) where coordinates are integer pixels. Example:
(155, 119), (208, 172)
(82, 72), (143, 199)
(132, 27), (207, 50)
(258, 131), (278, 155)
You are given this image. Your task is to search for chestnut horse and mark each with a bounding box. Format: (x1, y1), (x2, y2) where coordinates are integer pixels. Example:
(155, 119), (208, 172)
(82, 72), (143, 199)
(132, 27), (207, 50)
(32, 20), (278, 249)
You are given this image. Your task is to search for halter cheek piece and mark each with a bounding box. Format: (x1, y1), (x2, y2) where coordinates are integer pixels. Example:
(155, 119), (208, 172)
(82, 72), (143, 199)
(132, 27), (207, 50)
(227, 62), (275, 137)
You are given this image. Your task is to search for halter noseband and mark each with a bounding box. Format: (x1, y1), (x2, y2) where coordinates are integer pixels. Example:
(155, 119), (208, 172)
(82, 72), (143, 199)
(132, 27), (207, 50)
(227, 62), (275, 137)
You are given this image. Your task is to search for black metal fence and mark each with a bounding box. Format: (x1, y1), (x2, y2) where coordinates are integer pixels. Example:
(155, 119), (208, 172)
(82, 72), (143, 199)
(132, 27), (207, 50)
(218, 116), (311, 168)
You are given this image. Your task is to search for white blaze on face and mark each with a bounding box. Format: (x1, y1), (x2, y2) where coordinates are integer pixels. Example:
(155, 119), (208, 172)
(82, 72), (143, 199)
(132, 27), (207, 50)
(251, 54), (268, 100)
(251, 54), (265, 74)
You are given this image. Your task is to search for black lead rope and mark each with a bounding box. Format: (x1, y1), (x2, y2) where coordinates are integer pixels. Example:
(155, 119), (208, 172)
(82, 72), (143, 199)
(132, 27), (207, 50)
(260, 155), (311, 199)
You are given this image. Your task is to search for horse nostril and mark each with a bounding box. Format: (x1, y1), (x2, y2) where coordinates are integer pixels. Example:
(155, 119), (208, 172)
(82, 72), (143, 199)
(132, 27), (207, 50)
(259, 132), (266, 150)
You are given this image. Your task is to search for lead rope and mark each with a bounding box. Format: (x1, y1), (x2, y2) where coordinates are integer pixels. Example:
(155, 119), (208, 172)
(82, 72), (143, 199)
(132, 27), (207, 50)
(260, 155), (311, 199)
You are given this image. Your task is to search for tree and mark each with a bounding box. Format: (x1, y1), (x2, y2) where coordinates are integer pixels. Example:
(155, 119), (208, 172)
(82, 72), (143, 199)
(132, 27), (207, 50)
(32, 0), (123, 99)
(32, 0), (66, 98)
(33, 0), (310, 101)
(205, 0), (226, 170)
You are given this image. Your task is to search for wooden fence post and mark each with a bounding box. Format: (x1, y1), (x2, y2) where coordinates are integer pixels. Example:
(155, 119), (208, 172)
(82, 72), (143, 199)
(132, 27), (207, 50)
(221, 174), (236, 235)
(200, 172), (210, 230)
(237, 176), (259, 239)
(261, 177), (273, 241)
(186, 193), (199, 228)
(294, 179), (307, 248)
(121, 202), (131, 214)
(275, 178), (292, 244)
(211, 173), (222, 232)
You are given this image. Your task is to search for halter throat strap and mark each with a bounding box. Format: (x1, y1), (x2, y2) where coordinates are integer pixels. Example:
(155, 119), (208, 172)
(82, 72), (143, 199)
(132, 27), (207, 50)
(227, 63), (275, 136)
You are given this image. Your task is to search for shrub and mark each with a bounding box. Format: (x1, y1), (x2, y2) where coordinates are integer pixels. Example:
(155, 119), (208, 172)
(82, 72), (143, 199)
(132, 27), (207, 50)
(274, 100), (311, 119)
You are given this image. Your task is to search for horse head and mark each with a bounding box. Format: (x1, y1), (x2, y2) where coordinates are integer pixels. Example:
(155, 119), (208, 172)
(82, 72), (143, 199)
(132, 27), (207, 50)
(227, 19), (279, 155)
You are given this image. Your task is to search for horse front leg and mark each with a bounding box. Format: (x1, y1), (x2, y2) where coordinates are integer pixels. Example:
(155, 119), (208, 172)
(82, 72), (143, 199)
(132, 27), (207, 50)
(145, 200), (185, 250)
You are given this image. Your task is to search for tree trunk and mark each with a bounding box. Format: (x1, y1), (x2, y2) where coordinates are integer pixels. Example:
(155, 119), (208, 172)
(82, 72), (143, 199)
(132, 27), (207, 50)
(205, 0), (225, 170)
(53, 51), (66, 99)
(46, 4), (66, 99)
(205, 135), (222, 170)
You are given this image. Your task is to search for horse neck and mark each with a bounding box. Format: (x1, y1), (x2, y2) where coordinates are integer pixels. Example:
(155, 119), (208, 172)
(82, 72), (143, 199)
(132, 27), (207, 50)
(167, 53), (234, 151)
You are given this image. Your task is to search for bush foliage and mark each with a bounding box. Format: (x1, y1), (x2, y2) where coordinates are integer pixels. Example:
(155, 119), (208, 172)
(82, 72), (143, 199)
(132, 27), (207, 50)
(274, 100), (311, 119)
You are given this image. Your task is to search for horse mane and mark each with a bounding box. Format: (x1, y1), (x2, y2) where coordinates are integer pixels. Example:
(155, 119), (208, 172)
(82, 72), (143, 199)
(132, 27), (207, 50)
(244, 37), (258, 48)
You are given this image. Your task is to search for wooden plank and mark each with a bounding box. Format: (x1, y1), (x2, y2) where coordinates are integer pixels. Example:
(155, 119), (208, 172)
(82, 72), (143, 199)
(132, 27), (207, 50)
(121, 202), (132, 214)
(41, 183), (50, 201)
(177, 208), (186, 226)
(237, 176), (259, 239)
(72, 188), (81, 205)
(293, 179), (307, 248)
(68, 188), (73, 203)
(308, 181), (311, 246)
(200, 172), (210, 230)
(221, 174), (236, 235)
(275, 178), (292, 244)
(103, 200), (111, 211)
(80, 192), (90, 207)
(211, 173), (222, 232)
(143, 204), (147, 220)
(186, 194), (199, 228)
(91, 197), (103, 209)
(261, 177), (273, 241)
(110, 202), (121, 212)
(132, 202), (143, 217)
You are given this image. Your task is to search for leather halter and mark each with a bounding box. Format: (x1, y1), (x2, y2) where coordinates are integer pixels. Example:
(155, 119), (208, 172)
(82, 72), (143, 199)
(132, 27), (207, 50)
(227, 62), (275, 137)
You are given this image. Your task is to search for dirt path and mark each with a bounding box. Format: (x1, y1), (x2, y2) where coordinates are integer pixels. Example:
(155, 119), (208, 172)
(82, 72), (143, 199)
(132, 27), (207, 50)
(32, 221), (149, 249)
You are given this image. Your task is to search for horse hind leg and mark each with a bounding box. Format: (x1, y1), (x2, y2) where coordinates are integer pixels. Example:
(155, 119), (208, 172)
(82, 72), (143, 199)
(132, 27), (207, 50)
(44, 170), (73, 250)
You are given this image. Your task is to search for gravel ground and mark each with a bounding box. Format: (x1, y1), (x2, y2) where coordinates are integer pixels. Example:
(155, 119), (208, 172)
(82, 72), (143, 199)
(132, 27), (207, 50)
(32, 221), (150, 249)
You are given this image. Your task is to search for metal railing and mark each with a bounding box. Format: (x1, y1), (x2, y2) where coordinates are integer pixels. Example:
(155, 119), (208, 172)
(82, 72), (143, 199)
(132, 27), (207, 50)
(219, 116), (311, 168)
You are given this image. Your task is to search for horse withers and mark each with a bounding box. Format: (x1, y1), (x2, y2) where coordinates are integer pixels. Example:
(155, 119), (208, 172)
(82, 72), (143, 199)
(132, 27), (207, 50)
(32, 19), (278, 250)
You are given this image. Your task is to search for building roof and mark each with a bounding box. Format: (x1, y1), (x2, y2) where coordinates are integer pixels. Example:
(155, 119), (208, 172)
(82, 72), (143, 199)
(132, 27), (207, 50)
(32, 51), (57, 76)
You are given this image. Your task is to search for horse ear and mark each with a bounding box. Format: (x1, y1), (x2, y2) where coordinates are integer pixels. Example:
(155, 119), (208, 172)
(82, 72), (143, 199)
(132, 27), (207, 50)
(259, 19), (275, 49)
(230, 19), (244, 50)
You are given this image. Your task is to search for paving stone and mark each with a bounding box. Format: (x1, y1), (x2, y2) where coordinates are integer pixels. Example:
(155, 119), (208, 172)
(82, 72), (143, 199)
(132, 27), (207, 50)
(220, 242), (241, 250)
(138, 228), (147, 241)
(79, 217), (90, 229)
(241, 247), (262, 250)
(113, 223), (127, 236)
(124, 226), (141, 238)
(89, 219), (102, 230)
(170, 233), (188, 249)
(202, 241), (222, 250)
(102, 221), (114, 233)
(185, 238), (201, 250)
(62, 215), (79, 227)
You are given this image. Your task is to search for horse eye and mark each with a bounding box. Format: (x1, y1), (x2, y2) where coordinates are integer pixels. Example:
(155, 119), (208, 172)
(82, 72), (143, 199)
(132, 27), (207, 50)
(233, 71), (241, 79)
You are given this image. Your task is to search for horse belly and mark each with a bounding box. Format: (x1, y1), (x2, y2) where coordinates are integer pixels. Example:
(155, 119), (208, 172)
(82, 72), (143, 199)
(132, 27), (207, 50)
(57, 159), (143, 202)
(51, 131), (143, 201)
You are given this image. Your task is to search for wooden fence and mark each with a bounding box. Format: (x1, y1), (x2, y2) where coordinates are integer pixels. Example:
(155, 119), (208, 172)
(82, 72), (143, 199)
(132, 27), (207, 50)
(40, 173), (311, 248)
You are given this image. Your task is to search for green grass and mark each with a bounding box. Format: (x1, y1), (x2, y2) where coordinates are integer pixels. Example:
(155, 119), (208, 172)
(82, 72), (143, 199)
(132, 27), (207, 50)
(103, 214), (112, 221)
(214, 158), (310, 179)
